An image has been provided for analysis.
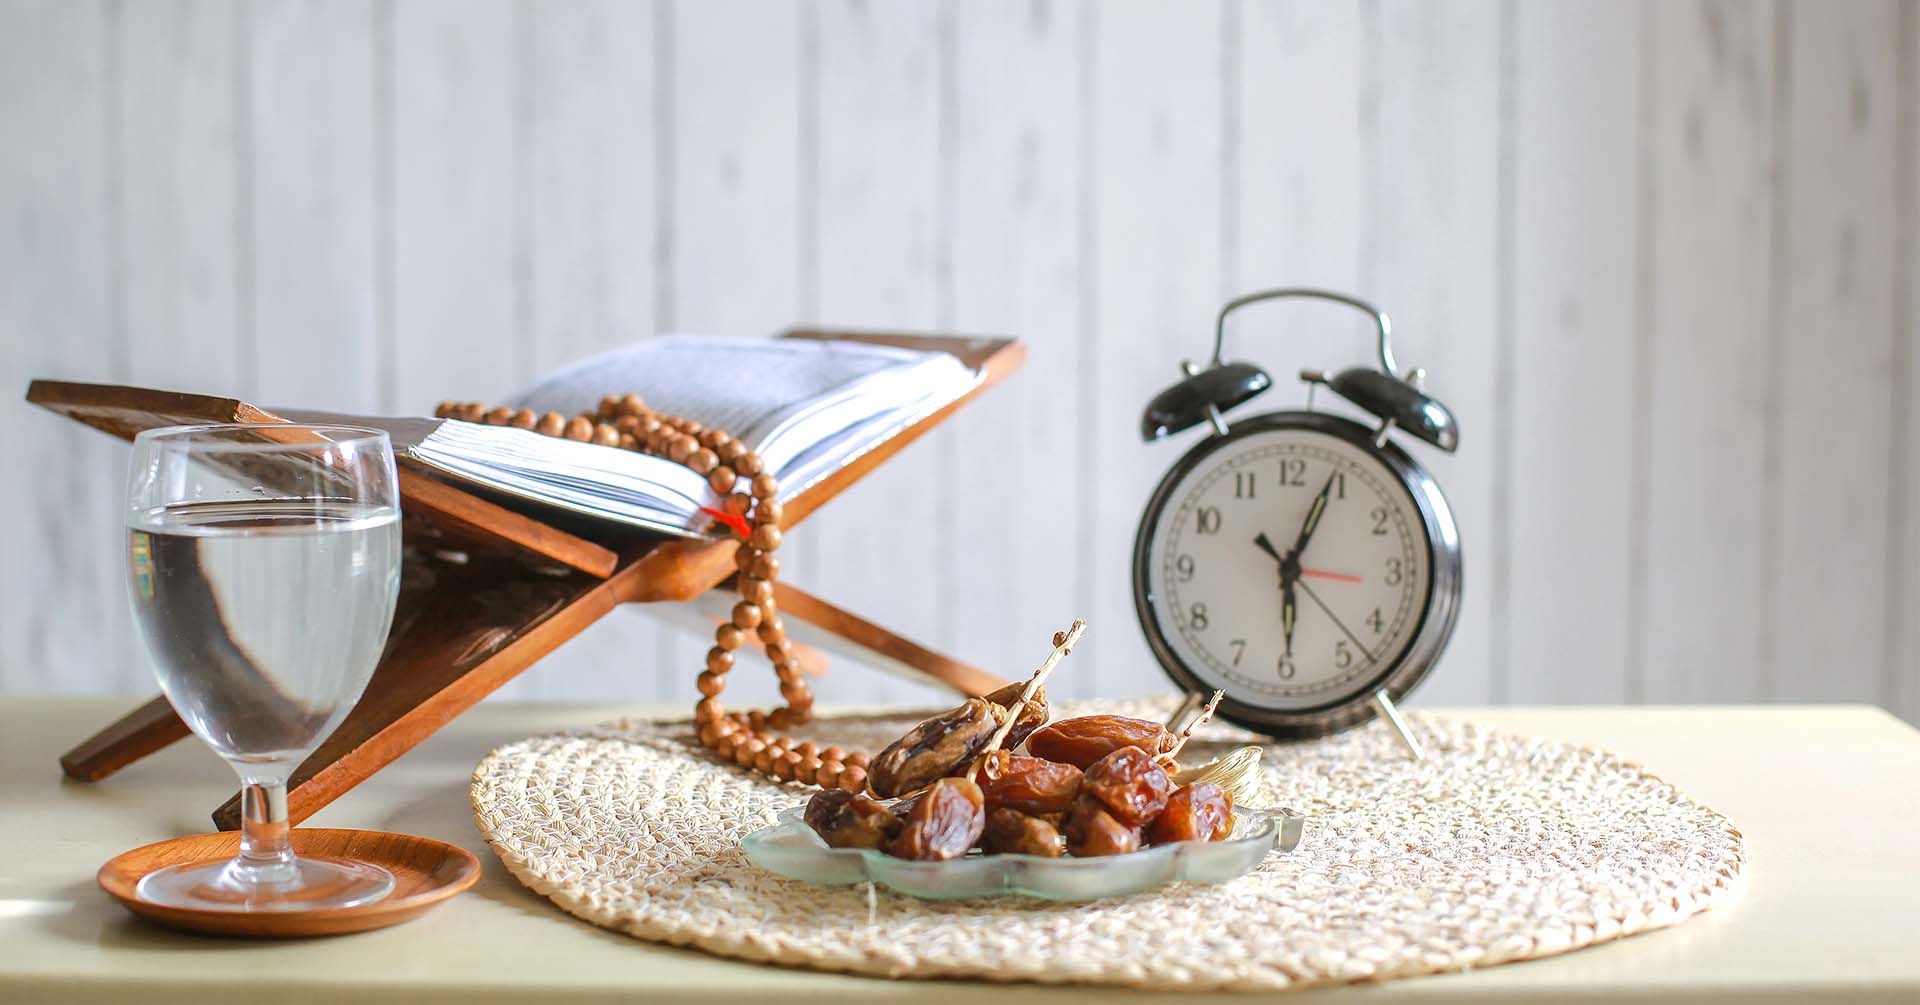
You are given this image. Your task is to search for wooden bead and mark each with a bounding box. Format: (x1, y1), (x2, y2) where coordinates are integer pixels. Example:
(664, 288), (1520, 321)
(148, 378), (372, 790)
(735, 453), (764, 476)
(510, 408), (537, 429)
(734, 739), (765, 768)
(536, 412), (566, 436)
(619, 392), (647, 416)
(767, 734), (795, 751)
(702, 430), (732, 449)
(822, 747), (847, 763)
(752, 747), (777, 774)
(679, 420), (703, 436)
(750, 523), (782, 550)
(740, 576), (774, 605)
(779, 680), (808, 705)
(747, 710), (768, 732)
(794, 757), (819, 785)
(754, 500), (784, 526)
(640, 415), (662, 435)
(773, 752), (800, 781)
(668, 435), (697, 463)
(723, 492), (754, 517)
(815, 760), (843, 789)
(694, 697), (724, 724)
(838, 765), (868, 793)
(757, 616), (785, 644)
(708, 468), (737, 494)
(598, 394), (620, 418)
(795, 741), (819, 759)
(613, 414), (642, 433)
(748, 553), (780, 580)
(718, 440), (748, 463)
(845, 750), (871, 769)
(766, 707), (793, 731)
(714, 624), (745, 651)
(697, 671), (725, 697)
(688, 448), (718, 475)
(733, 545), (760, 572)
(620, 433), (638, 450)
(564, 416), (593, 441)
(592, 424), (621, 447)
(705, 647), (733, 673)
(751, 473), (779, 499)
(765, 638), (794, 663)
(730, 602), (762, 629)
(714, 733), (740, 758)
(486, 405), (515, 425)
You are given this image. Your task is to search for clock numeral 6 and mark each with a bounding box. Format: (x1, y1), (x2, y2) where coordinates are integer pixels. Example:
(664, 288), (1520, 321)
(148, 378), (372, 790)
(1196, 506), (1222, 534)
(1188, 603), (1209, 630)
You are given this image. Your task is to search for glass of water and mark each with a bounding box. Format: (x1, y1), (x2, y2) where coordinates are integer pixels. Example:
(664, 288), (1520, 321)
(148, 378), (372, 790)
(125, 424), (403, 912)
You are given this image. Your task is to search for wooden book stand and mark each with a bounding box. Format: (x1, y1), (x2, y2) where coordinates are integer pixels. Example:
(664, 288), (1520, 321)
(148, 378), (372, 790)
(32, 329), (1022, 829)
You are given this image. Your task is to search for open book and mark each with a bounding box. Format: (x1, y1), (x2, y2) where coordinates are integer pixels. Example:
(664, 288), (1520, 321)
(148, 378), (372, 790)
(284, 335), (981, 539)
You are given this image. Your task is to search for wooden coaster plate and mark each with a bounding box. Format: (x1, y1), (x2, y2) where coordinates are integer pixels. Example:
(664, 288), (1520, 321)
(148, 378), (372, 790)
(98, 828), (480, 937)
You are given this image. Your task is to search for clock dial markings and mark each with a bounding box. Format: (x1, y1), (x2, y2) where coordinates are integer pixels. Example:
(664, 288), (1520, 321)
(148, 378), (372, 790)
(1149, 430), (1429, 709)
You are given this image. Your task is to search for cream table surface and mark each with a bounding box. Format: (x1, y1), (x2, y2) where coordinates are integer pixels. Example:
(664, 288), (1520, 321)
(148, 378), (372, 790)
(2, 697), (1917, 1004)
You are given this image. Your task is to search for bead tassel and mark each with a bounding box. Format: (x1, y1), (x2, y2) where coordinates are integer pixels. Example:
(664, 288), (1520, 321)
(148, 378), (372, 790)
(436, 395), (861, 791)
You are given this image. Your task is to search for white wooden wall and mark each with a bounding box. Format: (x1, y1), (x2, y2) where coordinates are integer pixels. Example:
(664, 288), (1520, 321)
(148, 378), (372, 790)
(4, 0), (1918, 725)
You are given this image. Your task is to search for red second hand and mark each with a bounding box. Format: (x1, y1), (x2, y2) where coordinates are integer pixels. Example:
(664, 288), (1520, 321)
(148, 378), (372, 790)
(1301, 568), (1362, 584)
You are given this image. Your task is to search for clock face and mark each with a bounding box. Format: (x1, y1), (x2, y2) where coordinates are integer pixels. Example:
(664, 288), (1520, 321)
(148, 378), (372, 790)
(1139, 423), (1434, 713)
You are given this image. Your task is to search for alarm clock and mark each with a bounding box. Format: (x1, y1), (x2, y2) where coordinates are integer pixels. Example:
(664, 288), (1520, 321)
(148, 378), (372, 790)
(1132, 288), (1461, 750)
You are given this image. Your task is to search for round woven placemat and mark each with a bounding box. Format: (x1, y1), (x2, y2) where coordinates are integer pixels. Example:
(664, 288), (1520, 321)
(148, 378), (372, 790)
(470, 701), (1743, 992)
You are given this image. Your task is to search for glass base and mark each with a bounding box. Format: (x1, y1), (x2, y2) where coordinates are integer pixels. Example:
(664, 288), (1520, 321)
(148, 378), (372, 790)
(136, 854), (396, 913)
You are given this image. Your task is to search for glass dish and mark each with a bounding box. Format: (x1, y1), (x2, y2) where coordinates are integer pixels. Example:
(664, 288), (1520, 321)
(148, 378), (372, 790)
(742, 804), (1305, 901)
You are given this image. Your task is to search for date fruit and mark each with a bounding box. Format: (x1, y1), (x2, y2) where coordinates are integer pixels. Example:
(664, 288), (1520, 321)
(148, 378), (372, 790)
(981, 680), (1051, 749)
(1145, 781), (1234, 844)
(869, 698), (1008, 798)
(982, 807), (1065, 857)
(1080, 745), (1173, 828)
(1025, 714), (1175, 769)
(886, 777), (987, 861)
(977, 750), (1083, 815)
(1062, 794), (1141, 857)
(804, 788), (901, 850)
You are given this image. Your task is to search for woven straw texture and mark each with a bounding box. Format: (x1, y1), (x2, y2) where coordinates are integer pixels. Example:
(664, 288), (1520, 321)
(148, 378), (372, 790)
(470, 701), (1743, 992)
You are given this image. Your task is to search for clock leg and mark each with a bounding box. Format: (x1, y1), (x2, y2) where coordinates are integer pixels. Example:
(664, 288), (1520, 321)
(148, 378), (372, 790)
(1372, 690), (1427, 761)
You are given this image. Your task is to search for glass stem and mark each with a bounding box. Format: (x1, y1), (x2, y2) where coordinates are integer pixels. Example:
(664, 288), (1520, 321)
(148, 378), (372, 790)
(237, 774), (295, 873)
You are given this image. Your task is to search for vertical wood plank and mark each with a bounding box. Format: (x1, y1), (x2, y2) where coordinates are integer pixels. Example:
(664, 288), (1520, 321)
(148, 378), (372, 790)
(1639, 0), (1775, 703)
(505, 0), (661, 701)
(944, 0), (1085, 689)
(249, 0), (379, 412)
(801, 0), (948, 705)
(1233, 0), (1365, 367)
(660, 0), (803, 708)
(117, 0), (243, 398)
(389, 0), (517, 412)
(1772, 0), (1897, 702)
(1367, 0), (1501, 707)
(1505, 0), (1639, 703)
(1895, 0), (1919, 726)
(1088, 0), (1225, 699)
(0, 0), (124, 693)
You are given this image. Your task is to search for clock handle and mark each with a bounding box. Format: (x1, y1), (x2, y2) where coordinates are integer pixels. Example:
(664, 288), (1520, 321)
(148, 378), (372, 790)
(1210, 287), (1404, 381)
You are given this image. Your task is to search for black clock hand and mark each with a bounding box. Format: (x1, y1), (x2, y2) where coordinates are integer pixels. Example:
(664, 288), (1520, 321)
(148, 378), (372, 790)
(1297, 577), (1376, 667)
(1253, 532), (1299, 663)
(1291, 471), (1339, 558)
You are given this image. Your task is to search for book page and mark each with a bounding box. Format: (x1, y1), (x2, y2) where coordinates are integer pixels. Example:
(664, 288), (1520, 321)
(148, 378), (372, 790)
(508, 334), (944, 447)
